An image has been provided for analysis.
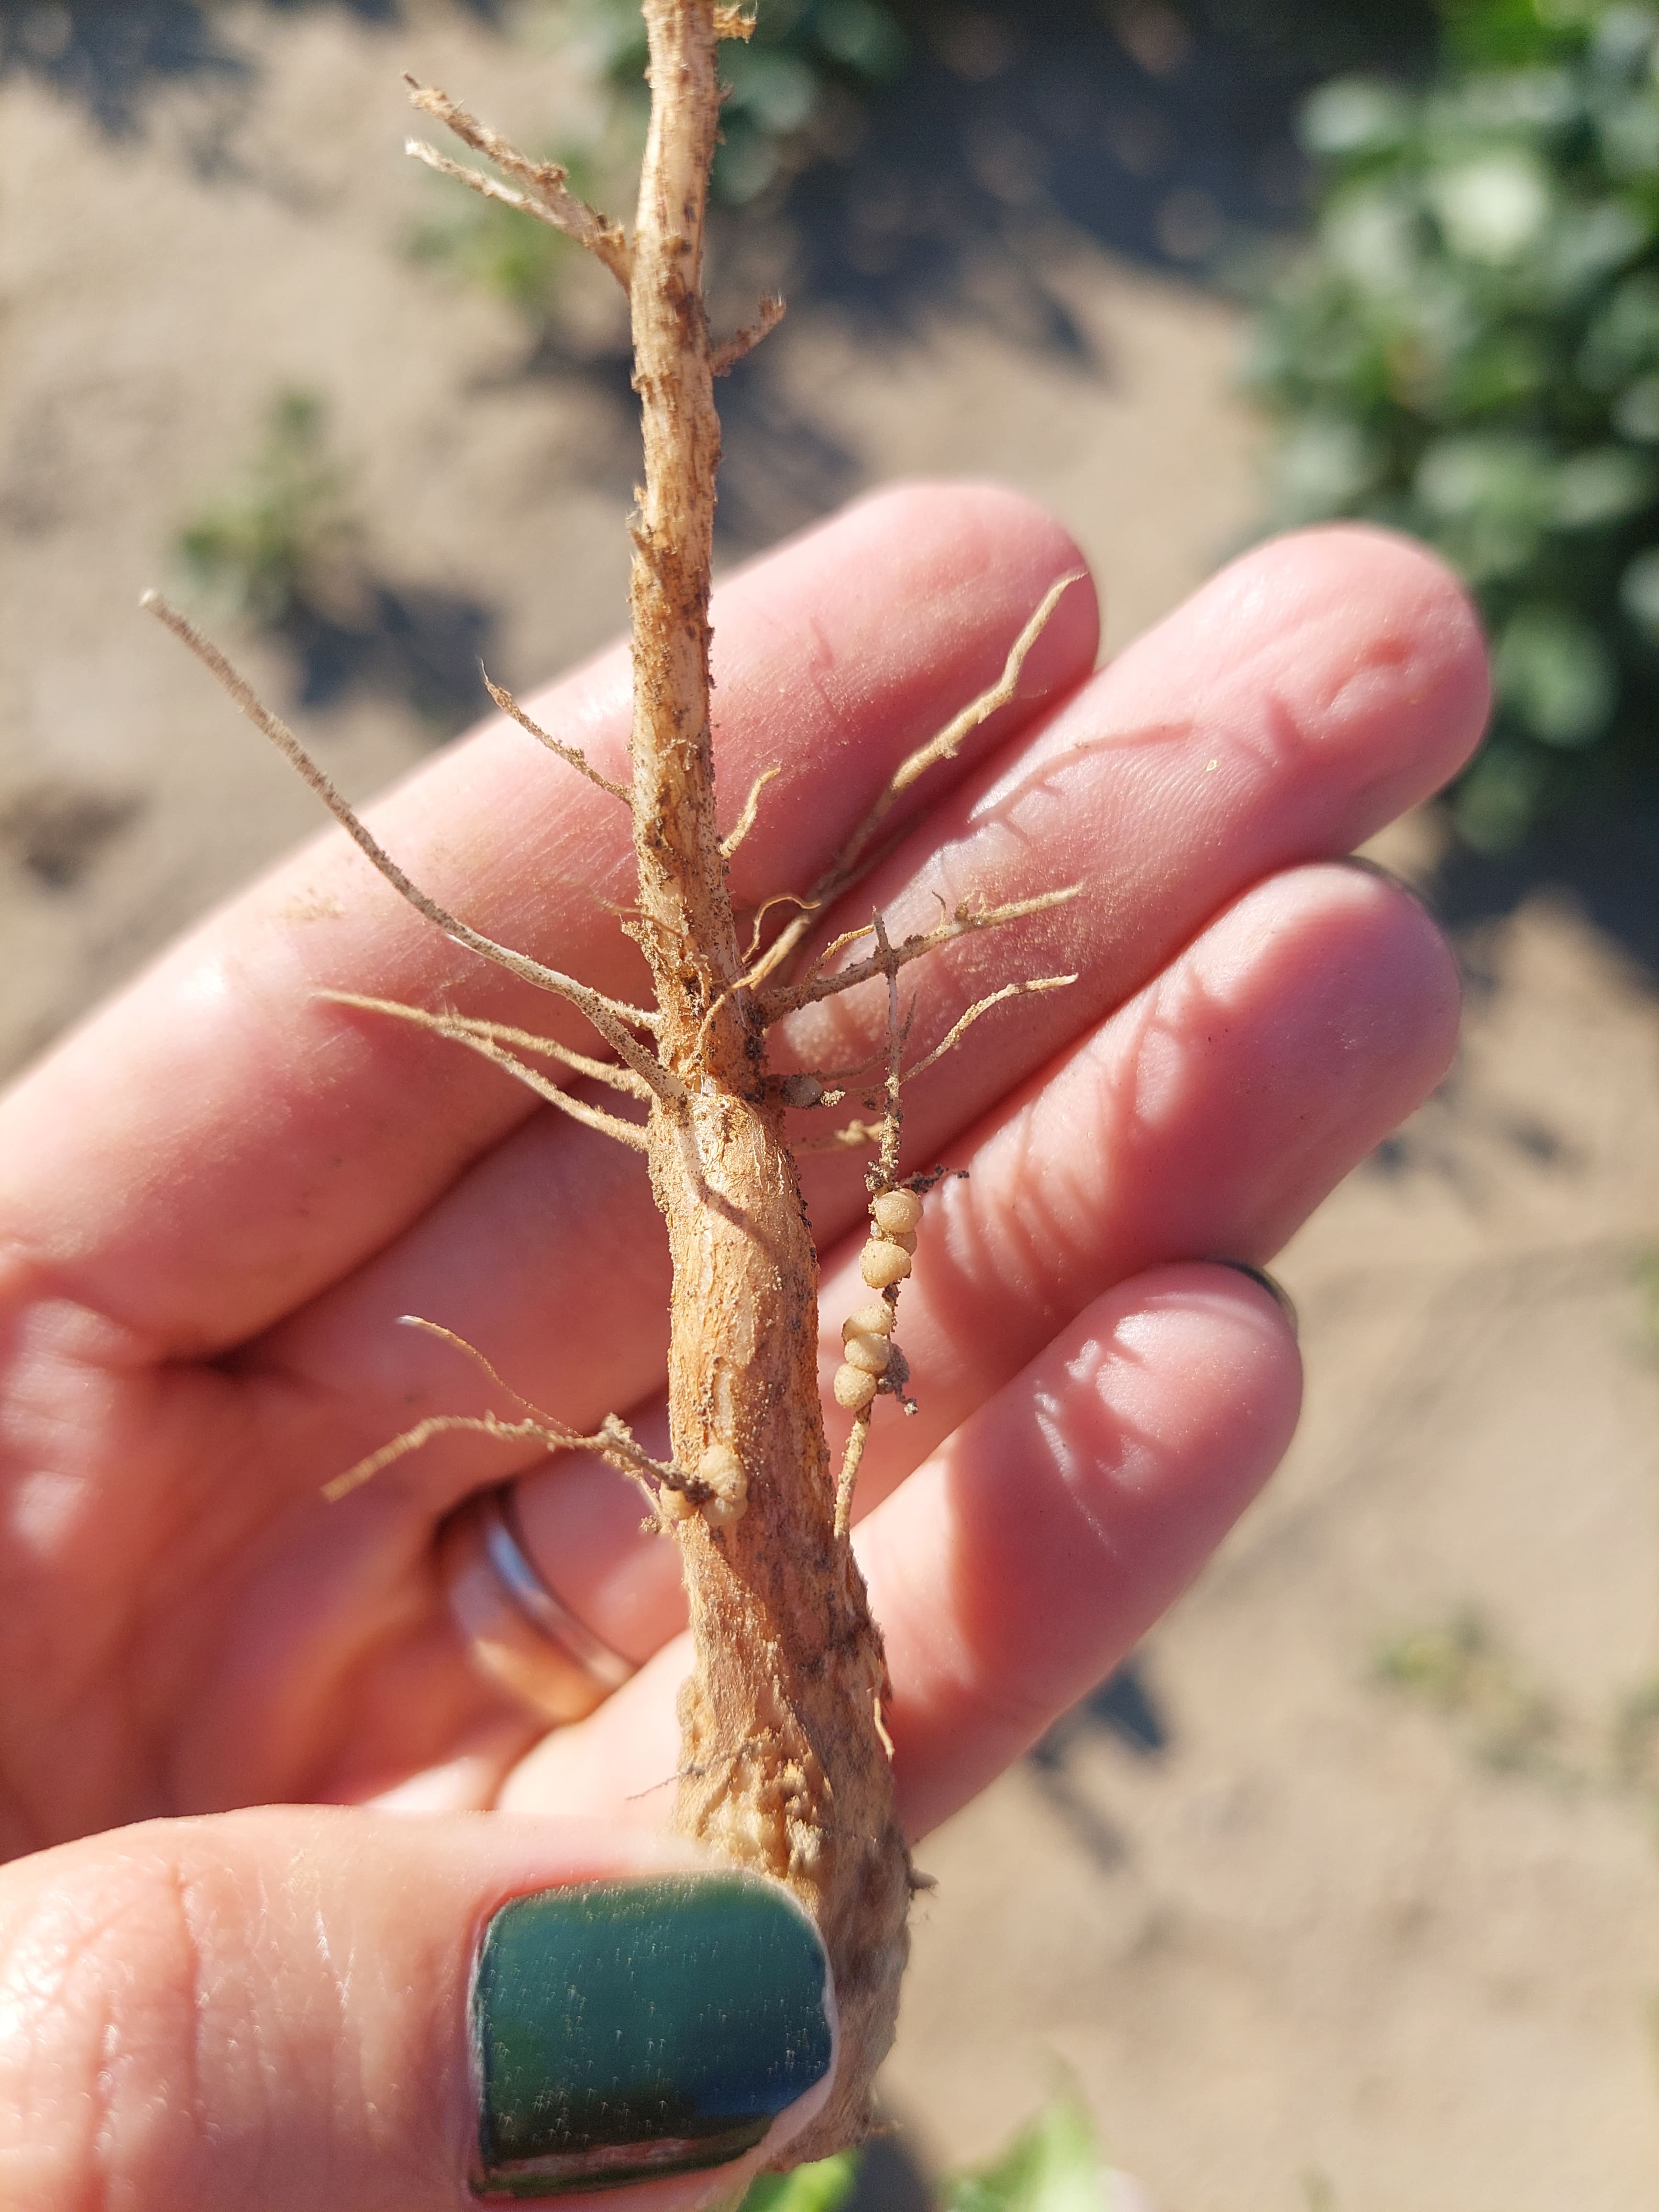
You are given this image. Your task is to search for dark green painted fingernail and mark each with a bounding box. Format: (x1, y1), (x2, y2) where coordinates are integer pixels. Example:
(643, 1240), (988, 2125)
(471, 1874), (835, 2201)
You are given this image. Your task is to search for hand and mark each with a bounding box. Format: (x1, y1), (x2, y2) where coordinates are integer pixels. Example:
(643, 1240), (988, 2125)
(0, 485), (1486, 2208)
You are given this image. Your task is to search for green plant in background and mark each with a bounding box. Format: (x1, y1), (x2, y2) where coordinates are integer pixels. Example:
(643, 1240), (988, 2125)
(570, 0), (911, 203)
(409, 151), (591, 322)
(736, 2088), (1144, 2212)
(406, 0), (913, 326)
(1634, 1241), (1659, 1348)
(740, 2148), (863, 2212)
(1375, 1607), (1562, 1774)
(177, 389), (356, 627)
(943, 2087), (1129, 2212)
(1250, 0), (1659, 848)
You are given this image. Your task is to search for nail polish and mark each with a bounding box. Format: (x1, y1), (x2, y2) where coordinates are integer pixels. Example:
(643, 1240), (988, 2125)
(471, 1874), (835, 2200)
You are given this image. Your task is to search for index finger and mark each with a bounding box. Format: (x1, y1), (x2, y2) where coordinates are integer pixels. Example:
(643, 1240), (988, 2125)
(0, 485), (1097, 1355)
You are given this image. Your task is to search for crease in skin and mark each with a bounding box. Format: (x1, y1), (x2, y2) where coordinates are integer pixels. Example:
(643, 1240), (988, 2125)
(1030, 1364), (1108, 1547)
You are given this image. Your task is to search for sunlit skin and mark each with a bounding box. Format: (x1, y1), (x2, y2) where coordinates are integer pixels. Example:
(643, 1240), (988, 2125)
(0, 486), (1488, 2208)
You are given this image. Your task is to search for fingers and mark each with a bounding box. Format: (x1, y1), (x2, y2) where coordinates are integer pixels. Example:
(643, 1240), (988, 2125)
(0, 484), (1095, 1355)
(771, 522), (1487, 1222)
(498, 1263), (1301, 1841)
(308, 855), (1456, 1668)
(868, 1264), (1301, 1836)
(249, 526), (1481, 1485)
(811, 856), (1459, 1512)
(0, 1808), (837, 2212)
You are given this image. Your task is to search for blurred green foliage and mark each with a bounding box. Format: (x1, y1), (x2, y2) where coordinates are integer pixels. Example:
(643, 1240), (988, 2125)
(734, 2088), (1129, 2212)
(407, 2), (913, 318)
(1250, 1), (1659, 846)
(1611, 1672), (1659, 1797)
(177, 389), (354, 626)
(571, 0), (911, 204)
(1374, 1607), (1561, 1774)
(942, 2087), (1121, 2212)
(740, 2150), (862, 2212)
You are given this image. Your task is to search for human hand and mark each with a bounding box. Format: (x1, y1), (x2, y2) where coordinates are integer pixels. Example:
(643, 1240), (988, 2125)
(0, 485), (1487, 2207)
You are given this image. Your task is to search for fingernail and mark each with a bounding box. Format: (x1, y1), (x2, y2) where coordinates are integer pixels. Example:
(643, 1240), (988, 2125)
(1333, 852), (1434, 912)
(471, 1874), (835, 2200)
(1214, 1259), (1299, 1340)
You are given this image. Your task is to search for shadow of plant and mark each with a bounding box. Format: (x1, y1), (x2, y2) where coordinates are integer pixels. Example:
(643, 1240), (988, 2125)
(0, 0), (506, 136)
(0, 777), (143, 889)
(176, 388), (495, 735)
(1019, 1658), (1171, 1869)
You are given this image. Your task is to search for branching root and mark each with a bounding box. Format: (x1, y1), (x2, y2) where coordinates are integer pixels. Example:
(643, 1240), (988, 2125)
(321, 1316), (713, 1520)
(404, 76), (632, 288)
(711, 293), (786, 375)
(319, 992), (651, 1150)
(141, 594), (676, 1101)
(741, 567), (1086, 995)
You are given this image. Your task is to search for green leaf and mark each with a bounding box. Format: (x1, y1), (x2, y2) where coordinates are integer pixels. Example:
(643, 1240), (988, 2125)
(723, 45), (820, 134)
(1272, 417), (1384, 521)
(1452, 735), (1551, 851)
(815, 0), (907, 81)
(1298, 77), (1414, 162)
(1319, 183), (1423, 295)
(739, 2152), (862, 2212)
(1428, 149), (1554, 263)
(1415, 433), (1555, 525)
(1495, 603), (1618, 744)
(1552, 444), (1655, 525)
(1612, 372), (1659, 437)
(1578, 269), (1659, 388)
(1618, 542), (1659, 633)
(943, 2088), (1109, 2212)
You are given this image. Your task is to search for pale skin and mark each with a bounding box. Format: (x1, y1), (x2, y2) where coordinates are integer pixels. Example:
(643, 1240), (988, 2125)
(0, 484), (1488, 2209)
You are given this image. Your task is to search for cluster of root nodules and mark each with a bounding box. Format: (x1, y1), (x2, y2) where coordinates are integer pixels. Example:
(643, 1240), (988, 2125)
(832, 1185), (922, 1538)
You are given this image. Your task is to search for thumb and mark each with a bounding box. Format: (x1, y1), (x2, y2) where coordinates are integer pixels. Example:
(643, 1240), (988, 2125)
(0, 1806), (837, 2212)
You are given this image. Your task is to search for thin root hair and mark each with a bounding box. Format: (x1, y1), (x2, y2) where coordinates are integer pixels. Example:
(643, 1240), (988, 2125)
(405, 76), (631, 288)
(483, 672), (632, 803)
(142, 593), (678, 1102)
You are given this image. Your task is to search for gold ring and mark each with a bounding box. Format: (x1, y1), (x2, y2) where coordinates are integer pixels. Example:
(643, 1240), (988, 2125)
(437, 1482), (637, 1725)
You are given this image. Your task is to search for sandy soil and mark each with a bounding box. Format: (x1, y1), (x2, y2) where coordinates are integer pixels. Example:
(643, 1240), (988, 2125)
(1, 8), (1655, 2209)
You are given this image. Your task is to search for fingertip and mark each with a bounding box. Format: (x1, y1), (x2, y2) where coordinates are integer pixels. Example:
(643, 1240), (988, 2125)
(833, 477), (1102, 675)
(1100, 1261), (1305, 1488)
(1294, 520), (1491, 772)
(1327, 852), (1464, 1079)
(870, 1263), (1305, 1836)
(1201, 855), (1464, 1107)
(1117, 521), (1491, 838)
(1250, 522), (1493, 794)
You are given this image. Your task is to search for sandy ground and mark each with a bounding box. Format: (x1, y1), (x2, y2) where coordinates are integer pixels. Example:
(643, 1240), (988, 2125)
(2, 8), (1656, 2210)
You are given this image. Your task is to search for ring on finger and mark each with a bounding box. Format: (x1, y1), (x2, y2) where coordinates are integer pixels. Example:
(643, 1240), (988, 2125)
(437, 1482), (637, 1725)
